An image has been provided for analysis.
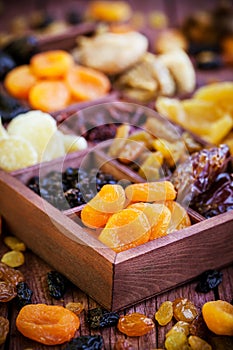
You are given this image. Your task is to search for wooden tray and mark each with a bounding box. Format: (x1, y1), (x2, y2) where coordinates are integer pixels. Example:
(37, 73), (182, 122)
(0, 139), (233, 311)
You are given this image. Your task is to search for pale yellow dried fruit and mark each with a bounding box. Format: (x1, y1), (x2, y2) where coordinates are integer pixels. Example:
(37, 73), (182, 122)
(62, 134), (88, 153)
(7, 110), (57, 161)
(0, 136), (38, 171)
(41, 130), (65, 162)
(1, 251), (25, 267)
(4, 236), (26, 252)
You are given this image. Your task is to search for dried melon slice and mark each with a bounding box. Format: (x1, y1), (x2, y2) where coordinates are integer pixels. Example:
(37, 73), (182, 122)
(7, 110), (57, 161)
(0, 136), (38, 171)
(62, 134), (88, 153)
(41, 130), (66, 162)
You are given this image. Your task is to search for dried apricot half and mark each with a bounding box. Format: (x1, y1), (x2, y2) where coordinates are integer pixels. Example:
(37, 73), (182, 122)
(65, 65), (110, 102)
(30, 50), (74, 79)
(128, 202), (171, 240)
(4, 65), (37, 99)
(98, 208), (151, 252)
(87, 1), (132, 22)
(81, 203), (112, 229)
(28, 80), (70, 112)
(202, 300), (233, 336)
(88, 184), (126, 213)
(125, 181), (176, 203)
(165, 201), (191, 233)
(16, 304), (80, 345)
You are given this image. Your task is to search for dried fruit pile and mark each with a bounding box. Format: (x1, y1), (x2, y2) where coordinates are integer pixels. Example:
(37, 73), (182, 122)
(27, 167), (118, 210)
(108, 118), (202, 181)
(156, 82), (233, 147)
(3, 49), (111, 113)
(80, 182), (191, 252)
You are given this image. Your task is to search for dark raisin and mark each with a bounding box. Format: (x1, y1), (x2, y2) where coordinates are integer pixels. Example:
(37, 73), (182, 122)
(86, 308), (120, 329)
(66, 10), (83, 25)
(195, 269), (223, 293)
(3, 35), (39, 65)
(64, 335), (103, 350)
(16, 282), (33, 309)
(47, 271), (68, 300)
(0, 51), (16, 80)
(0, 93), (29, 123)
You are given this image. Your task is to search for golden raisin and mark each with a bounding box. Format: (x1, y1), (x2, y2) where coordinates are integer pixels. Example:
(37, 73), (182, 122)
(155, 301), (173, 326)
(118, 312), (154, 336)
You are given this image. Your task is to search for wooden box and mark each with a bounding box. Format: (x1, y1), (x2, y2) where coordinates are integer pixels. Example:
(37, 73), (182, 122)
(0, 133), (233, 311)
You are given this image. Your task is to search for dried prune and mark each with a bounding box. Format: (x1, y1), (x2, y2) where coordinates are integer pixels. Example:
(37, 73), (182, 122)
(0, 92), (29, 123)
(195, 269), (223, 293)
(64, 335), (103, 350)
(86, 307), (120, 329)
(47, 271), (68, 300)
(16, 281), (33, 309)
(0, 316), (9, 345)
(171, 145), (230, 207)
(3, 35), (39, 65)
(0, 51), (16, 80)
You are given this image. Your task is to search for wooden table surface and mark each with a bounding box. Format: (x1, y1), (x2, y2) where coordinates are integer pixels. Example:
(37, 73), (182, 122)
(0, 0), (233, 349)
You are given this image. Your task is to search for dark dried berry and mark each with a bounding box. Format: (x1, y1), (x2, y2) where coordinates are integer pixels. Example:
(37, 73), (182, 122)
(3, 35), (39, 65)
(0, 93), (29, 123)
(47, 271), (68, 300)
(87, 308), (120, 329)
(195, 269), (223, 293)
(64, 335), (103, 350)
(0, 51), (16, 80)
(16, 282), (33, 309)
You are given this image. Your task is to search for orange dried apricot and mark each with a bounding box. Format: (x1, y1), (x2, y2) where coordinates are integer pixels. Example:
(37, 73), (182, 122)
(4, 65), (37, 99)
(89, 184), (126, 214)
(98, 208), (151, 252)
(165, 201), (191, 233)
(30, 50), (74, 79)
(16, 303), (80, 345)
(65, 65), (110, 102)
(87, 1), (132, 22)
(202, 300), (233, 336)
(81, 203), (112, 229)
(128, 202), (171, 240)
(28, 80), (70, 112)
(125, 181), (176, 203)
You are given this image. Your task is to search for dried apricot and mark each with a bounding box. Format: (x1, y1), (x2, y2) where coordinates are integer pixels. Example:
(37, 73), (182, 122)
(88, 184), (126, 213)
(125, 181), (176, 203)
(117, 312), (154, 336)
(28, 80), (70, 112)
(65, 65), (110, 102)
(4, 65), (37, 99)
(165, 201), (191, 233)
(98, 208), (151, 252)
(16, 304), (80, 345)
(30, 50), (74, 79)
(87, 1), (132, 22)
(128, 202), (171, 240)
(81, 203), (112, 229)
(202, 300), (233, 336)
(155, 300), (173, 326)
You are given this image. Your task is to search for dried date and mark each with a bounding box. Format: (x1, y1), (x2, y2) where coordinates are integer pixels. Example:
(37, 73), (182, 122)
(64, 335), (103, 350)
